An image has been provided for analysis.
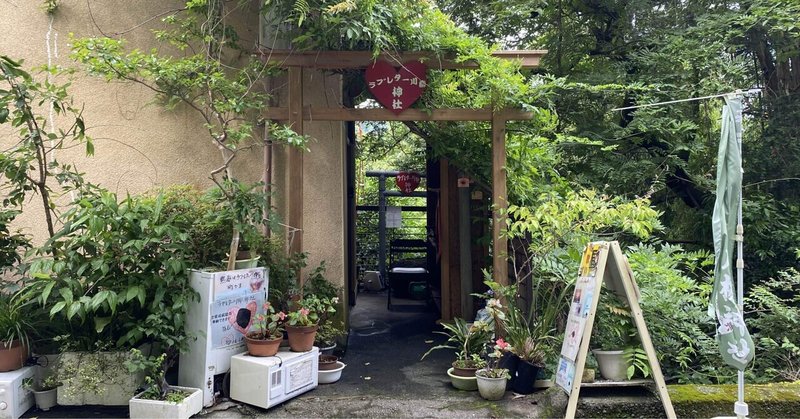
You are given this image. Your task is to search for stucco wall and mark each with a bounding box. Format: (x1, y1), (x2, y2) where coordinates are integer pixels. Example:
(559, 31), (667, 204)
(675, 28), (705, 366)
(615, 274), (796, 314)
(0, 1), (347, 293)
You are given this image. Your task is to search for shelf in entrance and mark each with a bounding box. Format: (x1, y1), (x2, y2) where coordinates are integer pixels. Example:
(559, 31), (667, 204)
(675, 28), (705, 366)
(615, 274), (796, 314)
(581, 378), (654, 388)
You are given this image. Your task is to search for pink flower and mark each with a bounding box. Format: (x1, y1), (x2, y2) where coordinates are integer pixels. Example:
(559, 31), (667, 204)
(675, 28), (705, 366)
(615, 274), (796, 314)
(300, 308), (310, 317)
(495, 338), (509, 350)
(278, 311), (286, 321)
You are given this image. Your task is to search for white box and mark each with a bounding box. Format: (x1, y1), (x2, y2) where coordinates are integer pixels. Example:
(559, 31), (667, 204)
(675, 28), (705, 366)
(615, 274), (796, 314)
(179, 267), (268, 407)
(0, 367), (34, 419)
(230, 348), (318, 409)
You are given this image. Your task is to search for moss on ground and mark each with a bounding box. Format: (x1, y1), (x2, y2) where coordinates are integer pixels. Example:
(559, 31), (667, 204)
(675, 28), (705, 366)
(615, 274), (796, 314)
(668, 381), (800, 418)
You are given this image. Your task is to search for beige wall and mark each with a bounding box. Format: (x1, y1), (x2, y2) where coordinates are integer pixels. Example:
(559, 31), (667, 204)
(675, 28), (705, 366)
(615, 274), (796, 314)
(0, 1), (348, 293)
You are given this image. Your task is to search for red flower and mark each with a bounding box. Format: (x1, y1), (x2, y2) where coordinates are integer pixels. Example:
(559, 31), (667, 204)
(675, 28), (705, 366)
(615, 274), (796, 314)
(495, 338), (509, 350)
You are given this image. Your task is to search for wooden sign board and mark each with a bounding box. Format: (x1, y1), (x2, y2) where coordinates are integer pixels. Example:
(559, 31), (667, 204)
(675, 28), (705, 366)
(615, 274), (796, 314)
(556, 241), (676, 419)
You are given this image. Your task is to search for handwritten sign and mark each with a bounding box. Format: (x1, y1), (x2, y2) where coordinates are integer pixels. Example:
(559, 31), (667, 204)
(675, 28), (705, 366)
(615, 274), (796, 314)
(210, 291), (265, 349)
(365, 60), (427, 114)
(213, 268), (267, 299)
(396, 171), (421, 194)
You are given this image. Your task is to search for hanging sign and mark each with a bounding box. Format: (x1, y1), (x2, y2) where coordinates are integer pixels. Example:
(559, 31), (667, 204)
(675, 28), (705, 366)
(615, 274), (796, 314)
(365, 60), (427, 114)
(396, 171), (421, 194)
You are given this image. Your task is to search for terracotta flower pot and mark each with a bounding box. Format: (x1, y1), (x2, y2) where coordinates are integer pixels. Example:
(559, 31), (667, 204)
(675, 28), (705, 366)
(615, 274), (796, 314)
(451, 361), (479, 377)
(318, 354), (339, 371)
(0, 340), (27, 372)
(245, 334), (282, 357)
(285, 324), (318, 352)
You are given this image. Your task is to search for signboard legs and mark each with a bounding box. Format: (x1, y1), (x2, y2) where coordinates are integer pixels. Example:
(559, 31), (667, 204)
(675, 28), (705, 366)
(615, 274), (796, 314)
(561, 242), (676, 419)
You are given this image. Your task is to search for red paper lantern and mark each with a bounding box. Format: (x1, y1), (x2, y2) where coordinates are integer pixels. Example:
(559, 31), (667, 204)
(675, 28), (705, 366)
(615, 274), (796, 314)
(396, 171), (421, 194)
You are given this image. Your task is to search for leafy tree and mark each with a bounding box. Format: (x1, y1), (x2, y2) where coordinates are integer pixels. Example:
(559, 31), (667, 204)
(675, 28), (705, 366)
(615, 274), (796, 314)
(71, 1), (308, 268)
(0, 56), (91, 238)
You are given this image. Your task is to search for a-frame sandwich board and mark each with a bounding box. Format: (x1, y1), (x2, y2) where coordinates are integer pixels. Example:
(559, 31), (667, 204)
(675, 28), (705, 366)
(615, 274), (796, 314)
(556, 241), (676, 419)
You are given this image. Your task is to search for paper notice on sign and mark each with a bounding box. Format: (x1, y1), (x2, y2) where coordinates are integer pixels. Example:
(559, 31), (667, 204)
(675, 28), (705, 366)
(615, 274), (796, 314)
(560, 317), (585, 362)
(386, 206), (402, 228)
(213, 268), (267, 299)
(556, 357), (576, 393)
(210, 291), (265, 349)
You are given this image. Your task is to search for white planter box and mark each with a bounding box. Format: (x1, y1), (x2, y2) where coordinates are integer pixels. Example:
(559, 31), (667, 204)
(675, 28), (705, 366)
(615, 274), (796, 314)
(129, 386), (202, 419)
(57, 351), (144, 406)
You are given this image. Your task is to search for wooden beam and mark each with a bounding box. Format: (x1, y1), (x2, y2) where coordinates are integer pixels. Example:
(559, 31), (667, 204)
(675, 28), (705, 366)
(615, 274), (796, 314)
(264, 106), (535, 122)
(258, 49), (546, 70)
(287, 67), (304, 257)
(492, 113), (508, 286)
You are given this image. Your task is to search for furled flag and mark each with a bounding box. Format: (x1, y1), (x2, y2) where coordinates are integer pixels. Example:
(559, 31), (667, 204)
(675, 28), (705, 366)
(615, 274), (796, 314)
(709, 97), (754, 371)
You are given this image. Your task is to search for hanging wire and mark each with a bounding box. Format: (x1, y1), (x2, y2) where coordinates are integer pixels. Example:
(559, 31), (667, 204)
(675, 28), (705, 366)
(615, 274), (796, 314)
(610, 89), (762, 112)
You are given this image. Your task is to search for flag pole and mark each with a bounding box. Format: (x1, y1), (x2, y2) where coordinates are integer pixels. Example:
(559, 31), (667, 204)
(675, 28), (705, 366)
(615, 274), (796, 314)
(732, 95), (748, 419)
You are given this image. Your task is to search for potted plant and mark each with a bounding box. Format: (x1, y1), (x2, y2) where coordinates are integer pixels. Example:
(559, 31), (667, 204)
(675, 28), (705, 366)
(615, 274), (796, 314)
(245, 302), (285, 357)
(483, 280), (562, 394)
(591, 293), (636, 381)
(0, 292), (31, 372)
(285, 294), (337, 352)
(315, 321), (346, 355)
(20, 189), (199, 405)
(127, 349), (202, 419)
(422, 317), (491, 378)
(23, 375), (61, 411)
(475, 339), (511, 401)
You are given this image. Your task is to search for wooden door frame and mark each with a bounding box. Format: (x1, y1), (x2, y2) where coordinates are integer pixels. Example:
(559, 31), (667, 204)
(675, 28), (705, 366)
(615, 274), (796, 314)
(262, 49), (546, 317)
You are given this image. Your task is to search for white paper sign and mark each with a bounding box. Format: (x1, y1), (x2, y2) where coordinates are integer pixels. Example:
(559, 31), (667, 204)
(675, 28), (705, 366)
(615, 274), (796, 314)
(213, 268), (267, 299)
(386, 206), (402, 228)
(210, 291), (266, 349)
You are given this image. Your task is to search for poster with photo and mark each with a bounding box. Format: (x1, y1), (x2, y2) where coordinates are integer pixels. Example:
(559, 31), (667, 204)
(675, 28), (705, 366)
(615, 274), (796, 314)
(556, 357), (576, 393)
(580, 279), (596, 318)
(560, 317), (585, 362)
(210, 291), (266, 349)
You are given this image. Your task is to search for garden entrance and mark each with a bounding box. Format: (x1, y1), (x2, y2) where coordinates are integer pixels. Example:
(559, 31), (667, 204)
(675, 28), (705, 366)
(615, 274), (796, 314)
(262, 49), (545, 324)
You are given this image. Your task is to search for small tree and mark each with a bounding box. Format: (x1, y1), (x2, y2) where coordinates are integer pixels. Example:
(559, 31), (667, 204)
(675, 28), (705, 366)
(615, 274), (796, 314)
(0, 56), (92, 239)
(71, 1), (308, 269)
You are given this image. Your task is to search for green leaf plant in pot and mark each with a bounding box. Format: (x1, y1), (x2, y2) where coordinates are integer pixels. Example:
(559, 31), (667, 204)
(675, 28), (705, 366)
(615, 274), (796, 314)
(23, 375), (61, 411)
(0, 292), (32, 372)
(245, 302), (286, 357)
(126, 349), (202, 419)
(285, 294), (337, 352)
(421, 317), (491, 378)
(476, 339), (511, 401)
(483, 279), (560, 394)
(591, 291), (650, 381)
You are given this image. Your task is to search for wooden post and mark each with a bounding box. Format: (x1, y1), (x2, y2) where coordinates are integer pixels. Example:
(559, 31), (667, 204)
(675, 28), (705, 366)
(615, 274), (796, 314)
(439, 159), (454, 320)
(492, 112), (508, 285)
(287, 67), (304, 257)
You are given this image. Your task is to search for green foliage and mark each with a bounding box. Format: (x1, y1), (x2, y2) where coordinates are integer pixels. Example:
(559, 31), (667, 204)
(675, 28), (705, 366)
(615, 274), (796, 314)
(23, 374), (61, 392)
(249, 302), (285, 340)
(70, 2), (309, 265)
(125, 349), (187, 402)
(591, 291), (636, 351)
(0, 210), (29, 272)
(22, 189), (198, 352)
(0, 56), (91, 238)
(421, 317), (492, 362)
(0, 292), (33, 348)
(286, 294), (336, 327)
(746, 267), (800, 382)
(626, 244), (726, 383)
(483, 282), (550, 366)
